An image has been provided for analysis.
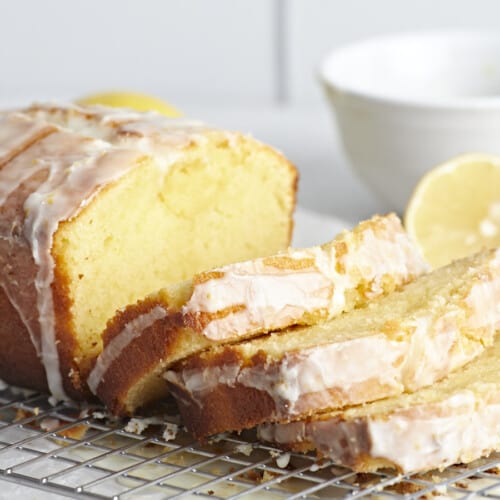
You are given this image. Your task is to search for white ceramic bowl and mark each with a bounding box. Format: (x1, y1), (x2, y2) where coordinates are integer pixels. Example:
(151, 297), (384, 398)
(320, 31), (500, 212)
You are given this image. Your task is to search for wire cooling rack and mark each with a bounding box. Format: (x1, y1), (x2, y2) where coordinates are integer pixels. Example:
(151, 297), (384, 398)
(0, 384), (498, 499)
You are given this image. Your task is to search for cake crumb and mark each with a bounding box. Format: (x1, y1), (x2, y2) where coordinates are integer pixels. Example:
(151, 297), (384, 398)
(162, 422), (179, 441)
(435, 484), (448, 494)
(234, 443), (253, 456)
(208, 432), (228, 444)
(386, 480), (423, 495)
(276, 452), (290, 469)
(58, 424), (89, 440)
(124, 416), (163, 434)
(14, 408), (32, 422)
(91, 410), (109, 419)
(78, 407), (90, 419)
(40, 417), (60, 432)
(262, 470), (278, 483)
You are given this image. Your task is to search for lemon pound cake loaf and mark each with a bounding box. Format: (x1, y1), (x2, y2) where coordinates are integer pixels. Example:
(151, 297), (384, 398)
(166, 248), (500, 438)
(89, 214), (429, 415)
(259, 340), (500, 474)
(0, 103), (297, 401)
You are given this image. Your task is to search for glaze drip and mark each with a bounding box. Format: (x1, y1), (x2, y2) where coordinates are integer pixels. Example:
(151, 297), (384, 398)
(87, 305), (167, 394)
(0, 103), (210, 400)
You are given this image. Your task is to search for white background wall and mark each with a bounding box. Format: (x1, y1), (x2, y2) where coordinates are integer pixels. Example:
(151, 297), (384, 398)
(2, 0), (500, 220)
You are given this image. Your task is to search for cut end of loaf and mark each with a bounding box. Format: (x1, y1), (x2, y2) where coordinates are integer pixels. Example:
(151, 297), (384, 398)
(55, 132), (296, 377)
(0, 103), (297, 399)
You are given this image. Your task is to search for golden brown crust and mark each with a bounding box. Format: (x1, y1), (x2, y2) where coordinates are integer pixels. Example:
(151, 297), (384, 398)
(0, 146), (89, 400)
(51, 245), (88, 400)
(0, 125), (60, 393)
(0, 287), (48, 392)
(165, 347), (281, 437)
(170, 379), (277, 439)
(0, 123), (96, 398)
(259, 416), (400, 473)
(262, 255), (316, 270)
(166, 350), (405, 439)
(0, 168), (50, 392)
(183, 304), (247, 332)
(100, 296), (170, 346)
(193, 271), (225, 286)
(94, 297), (186, 414)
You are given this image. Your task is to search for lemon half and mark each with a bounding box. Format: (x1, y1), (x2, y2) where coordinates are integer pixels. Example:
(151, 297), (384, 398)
(405, 154), (500, 268)
(76, 91), (181, 117)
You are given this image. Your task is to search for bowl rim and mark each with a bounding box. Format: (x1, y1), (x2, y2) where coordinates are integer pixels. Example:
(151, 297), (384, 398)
(319, 30), (500, 111)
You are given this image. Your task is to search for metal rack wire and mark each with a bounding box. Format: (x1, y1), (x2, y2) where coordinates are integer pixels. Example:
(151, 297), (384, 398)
(0, 384), (498, 499)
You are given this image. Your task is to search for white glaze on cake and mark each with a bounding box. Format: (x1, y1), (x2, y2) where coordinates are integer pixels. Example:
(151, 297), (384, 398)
(87, 305), (167, 394)
(366, 391), (500, 472)
(258, 384), (500, 473)
(0, 103), (215, 400)
(165, 252), (500, 421)
(0, 127), (145, 399)
(0, 114), (53, 167)
(25, 103), (209, 160)
(182, 214), (429, 341)
(165, 334), (409, 416)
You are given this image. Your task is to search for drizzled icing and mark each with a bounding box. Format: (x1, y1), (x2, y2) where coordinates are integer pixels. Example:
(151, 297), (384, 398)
(0, 114), (54, 167)
(1, 128), (144, 400)
(182, 214), (429, 341)
(258, 341), (500, 473)
(25, 103), (209, 160)
(258, 390), (500, 473)
(165, 334), (409, 417)
(166, 251), (500, 421)
(87, 305), (167, 394)
(0, 103), (212, 400)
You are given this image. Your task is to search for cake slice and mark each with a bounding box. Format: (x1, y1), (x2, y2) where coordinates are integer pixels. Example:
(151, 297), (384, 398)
(166, 248), (500, 438)
(89, 213), (428, 415)
(259, 339), (500, 474)
(0, 103), (297, 400)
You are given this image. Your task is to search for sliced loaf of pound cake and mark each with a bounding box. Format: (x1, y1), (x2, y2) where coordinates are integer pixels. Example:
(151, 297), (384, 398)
(166, 248), (500, 438)
(89, 214), (428, 414)
(259, 339), (500, 474)
(0, 103), (297, 400)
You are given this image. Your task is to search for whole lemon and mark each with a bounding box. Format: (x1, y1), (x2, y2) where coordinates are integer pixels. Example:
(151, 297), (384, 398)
(76, 91), (181, 117)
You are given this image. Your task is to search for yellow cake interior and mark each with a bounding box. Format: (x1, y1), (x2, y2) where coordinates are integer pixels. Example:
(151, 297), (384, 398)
(53, 132), (295, 375)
